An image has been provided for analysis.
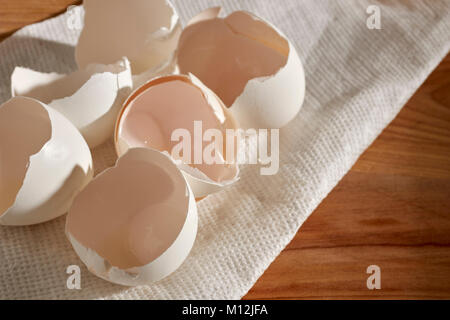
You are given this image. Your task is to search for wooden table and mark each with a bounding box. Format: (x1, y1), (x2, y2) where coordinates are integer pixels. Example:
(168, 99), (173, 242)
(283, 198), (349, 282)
(1, 1), (449, 300)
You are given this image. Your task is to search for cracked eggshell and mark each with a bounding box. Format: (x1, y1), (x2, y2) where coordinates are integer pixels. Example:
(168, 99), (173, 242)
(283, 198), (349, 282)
(11, 58), (133, 149)
(0, 97), (93, 226)
(176, 8), (305, 129)
(75, 0), (181, 85)
(66, 147), (197, 286)
(114, 74), (240, 199)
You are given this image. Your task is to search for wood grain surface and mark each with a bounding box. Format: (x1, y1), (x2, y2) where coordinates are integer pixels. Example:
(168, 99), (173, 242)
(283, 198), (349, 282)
(244, 54), (450, 300)
(1, 1), (449, 300)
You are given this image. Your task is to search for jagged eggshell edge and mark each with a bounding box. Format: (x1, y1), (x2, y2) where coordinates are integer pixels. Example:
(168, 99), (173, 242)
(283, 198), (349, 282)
(75, 0), (181, 82)
(65, 148), (198, 286)
(114, 73), (240, 199)
(11, 58), (133, 148)
(183, 8), (306, 129)
(0, 97), (93, 226)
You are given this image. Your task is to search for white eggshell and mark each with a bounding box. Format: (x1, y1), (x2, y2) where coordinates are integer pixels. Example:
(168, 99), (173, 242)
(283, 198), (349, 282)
(227, 14), (305, 129)
(11, 69), (65, 99)
(66, 147), (198, 286)
(11, 58), (133, 148)
(0, 97), (93, 226)
(75, 0), (181, 83)
(114, 74), (240, 199)
(131, 54), (178, 90)
(177, 8), (305, 129)
(187, 6), (222, 26)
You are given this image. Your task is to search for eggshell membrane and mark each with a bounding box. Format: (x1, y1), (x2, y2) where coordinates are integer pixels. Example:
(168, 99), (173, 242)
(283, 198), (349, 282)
(177, 9), (305, 129)
(76, 0), (181, 78)
(115, 74), (239, 198)
(66, 147), (197, 286)
(11, 58), (133, 149)
(0, 97), (93, 226)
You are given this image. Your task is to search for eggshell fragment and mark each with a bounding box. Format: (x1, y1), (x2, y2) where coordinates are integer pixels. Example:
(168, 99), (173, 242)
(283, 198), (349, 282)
(177, 9), (305, 129)
(131, 56), (177, 90)
(115, 74), (240, 198)
(11, 58), (133, 148)
(75, 0), (181, 83)
(0, 97), (93, 226)
(66, 147), (197, 286)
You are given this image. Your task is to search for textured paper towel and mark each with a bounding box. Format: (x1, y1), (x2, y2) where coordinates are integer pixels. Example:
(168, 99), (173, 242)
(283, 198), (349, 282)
(0, 0), (449, 299)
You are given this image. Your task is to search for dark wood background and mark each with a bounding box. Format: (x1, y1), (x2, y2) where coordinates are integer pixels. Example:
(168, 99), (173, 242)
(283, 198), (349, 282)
(1, 0), (449, 299)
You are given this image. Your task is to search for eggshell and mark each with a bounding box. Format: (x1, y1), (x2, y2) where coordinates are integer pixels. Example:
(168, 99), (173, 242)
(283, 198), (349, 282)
(131, 55), (177, 90)
(176, 8), (305, 129)
(11, 58), (133, 148)
(0, 97), (93, 226)
(75, 0), (181, 84)
(66, 147), (197, 286)
(115, 74), (240, 199)
(187, 6), (222, 26)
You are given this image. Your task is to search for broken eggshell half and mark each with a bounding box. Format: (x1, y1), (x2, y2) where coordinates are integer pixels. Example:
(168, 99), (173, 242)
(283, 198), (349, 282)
(176, 8), (305, 129)
(11, 58), (133, 148)
(0, 97), (93, 226)
(66, 147), (198, 286)
(75, 0), (181, 86)
(114, 74), (240, 199)
(73, 2), (304, 129)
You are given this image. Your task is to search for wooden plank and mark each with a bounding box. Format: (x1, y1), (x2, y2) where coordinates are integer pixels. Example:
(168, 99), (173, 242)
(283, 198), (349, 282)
(0, 0), (80, 41)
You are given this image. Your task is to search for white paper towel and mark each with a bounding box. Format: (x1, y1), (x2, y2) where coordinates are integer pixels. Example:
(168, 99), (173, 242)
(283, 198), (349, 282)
(0, 0), (449, 299)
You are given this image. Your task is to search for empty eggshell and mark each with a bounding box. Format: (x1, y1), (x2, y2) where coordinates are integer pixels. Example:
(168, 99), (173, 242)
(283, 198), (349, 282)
(0, 97), (93, 226)
(115, 74), (240, 199)
(66, 147), (197, 286)
(11, 59), (133, 148)
(11, 58), (133, 149)
(75, 0), (181, 85)
(176, 8), (305, 129)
